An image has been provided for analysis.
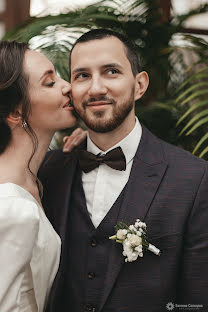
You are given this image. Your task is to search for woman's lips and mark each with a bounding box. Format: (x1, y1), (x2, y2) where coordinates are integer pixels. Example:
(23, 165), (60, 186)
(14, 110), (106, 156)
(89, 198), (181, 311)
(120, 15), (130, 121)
(63, 99), (74, 110)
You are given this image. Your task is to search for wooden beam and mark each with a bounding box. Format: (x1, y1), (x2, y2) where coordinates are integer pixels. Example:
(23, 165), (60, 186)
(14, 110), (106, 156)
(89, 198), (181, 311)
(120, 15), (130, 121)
(180, 27), (208, 36)
(0, 0), (30, 31)
(0, 12), (5, 21)
(157, 0), (172, 23)
(156, 0), (208, 36)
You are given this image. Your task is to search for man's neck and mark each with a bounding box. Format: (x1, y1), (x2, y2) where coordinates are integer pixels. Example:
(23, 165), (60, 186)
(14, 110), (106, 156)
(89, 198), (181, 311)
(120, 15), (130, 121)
(88, 114), (136, 152)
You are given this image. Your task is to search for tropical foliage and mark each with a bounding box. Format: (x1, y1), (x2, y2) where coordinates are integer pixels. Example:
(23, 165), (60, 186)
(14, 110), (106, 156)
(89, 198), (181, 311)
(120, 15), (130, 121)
(3, 0), (208, 152)
(176, 36), (208, 159)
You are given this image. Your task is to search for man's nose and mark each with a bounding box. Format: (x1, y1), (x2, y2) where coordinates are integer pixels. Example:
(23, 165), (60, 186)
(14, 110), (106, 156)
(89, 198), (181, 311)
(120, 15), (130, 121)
(88, 77), (107, 96)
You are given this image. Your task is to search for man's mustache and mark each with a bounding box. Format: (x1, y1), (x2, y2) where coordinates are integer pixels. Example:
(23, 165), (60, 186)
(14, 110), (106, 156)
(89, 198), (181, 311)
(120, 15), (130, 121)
(83, 96), (116, 108)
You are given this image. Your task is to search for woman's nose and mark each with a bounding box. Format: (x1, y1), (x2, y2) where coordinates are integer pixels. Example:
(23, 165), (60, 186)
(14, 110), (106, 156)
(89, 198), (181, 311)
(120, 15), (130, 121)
(62, 81), (71, 95)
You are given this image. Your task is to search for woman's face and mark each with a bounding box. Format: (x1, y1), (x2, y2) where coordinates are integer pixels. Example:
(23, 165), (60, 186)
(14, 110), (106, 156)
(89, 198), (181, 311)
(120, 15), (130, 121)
(23, 50), (76, 133)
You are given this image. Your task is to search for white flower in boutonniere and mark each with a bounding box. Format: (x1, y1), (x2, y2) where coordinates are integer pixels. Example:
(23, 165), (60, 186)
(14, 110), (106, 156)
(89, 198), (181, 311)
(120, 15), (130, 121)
(109, 219), (161, 263)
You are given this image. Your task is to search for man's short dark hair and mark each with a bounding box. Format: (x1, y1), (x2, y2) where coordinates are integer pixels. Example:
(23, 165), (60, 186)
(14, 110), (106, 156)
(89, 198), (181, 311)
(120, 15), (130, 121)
(69, 28), (141, 77)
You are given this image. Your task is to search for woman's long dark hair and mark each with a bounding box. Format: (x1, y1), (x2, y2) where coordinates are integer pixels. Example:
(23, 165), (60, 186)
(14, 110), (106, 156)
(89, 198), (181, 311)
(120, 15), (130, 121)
(0, 41), (42, 197)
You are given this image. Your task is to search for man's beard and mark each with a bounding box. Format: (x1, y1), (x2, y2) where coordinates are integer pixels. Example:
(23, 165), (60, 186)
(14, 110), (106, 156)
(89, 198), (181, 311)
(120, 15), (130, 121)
(74, 89), (134, 133)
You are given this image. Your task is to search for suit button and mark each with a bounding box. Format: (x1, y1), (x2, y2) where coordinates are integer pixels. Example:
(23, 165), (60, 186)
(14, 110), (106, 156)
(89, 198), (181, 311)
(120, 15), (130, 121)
(84, 304), (95, 312)
(91, 239), (97, 247)
(88, 272), (95, 279)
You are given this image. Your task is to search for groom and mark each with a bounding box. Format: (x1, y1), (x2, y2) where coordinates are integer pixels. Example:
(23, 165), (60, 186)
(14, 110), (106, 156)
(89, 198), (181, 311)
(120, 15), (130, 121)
(39, 29), (208, 312)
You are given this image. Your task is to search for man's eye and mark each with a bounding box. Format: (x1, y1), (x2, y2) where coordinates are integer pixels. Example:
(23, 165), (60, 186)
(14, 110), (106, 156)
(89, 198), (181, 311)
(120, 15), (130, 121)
(75, 73), (88, 80)
(107, 69), (119, 75)
(46, 81), (55, 87)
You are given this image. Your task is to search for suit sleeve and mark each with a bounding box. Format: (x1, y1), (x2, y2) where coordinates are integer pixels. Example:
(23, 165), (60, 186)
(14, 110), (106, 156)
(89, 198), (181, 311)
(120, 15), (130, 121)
(0, 197), (40, 312)
(177, 164), (208, 306)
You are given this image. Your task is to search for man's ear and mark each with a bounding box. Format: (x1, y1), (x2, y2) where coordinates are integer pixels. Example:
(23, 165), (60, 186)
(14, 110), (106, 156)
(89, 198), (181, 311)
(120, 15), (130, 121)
(6, 107), (22, 127)
(134, 71), (149, 101)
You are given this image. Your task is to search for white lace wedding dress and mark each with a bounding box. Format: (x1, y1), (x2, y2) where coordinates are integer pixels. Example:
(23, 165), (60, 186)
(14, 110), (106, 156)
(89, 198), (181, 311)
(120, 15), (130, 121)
(0, 183), (61, 312)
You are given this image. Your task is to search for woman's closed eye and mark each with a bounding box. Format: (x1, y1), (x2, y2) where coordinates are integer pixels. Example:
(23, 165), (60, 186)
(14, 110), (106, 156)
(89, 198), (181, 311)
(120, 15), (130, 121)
(45, 81), (56, 87)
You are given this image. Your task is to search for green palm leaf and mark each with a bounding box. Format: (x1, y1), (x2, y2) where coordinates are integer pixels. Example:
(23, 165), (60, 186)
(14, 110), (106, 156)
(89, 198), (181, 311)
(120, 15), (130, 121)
(179, 109), (208, 136)
(175, 82), (208, 104)
(199, 145), (208, 158)
(193, 133), (208, 155)
(180, 90), (208, 106)
(177, 70), (208, 93)
(176, 99), (208, 126)
(185, 116), (208, 136)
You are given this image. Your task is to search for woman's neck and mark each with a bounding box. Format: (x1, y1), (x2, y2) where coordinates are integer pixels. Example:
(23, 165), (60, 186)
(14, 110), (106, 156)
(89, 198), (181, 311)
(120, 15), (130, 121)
(0, 128), (53, 203)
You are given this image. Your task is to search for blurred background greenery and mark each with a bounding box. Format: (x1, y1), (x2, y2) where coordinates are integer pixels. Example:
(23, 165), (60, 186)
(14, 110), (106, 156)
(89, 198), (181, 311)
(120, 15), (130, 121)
(1, 0), (208, 157)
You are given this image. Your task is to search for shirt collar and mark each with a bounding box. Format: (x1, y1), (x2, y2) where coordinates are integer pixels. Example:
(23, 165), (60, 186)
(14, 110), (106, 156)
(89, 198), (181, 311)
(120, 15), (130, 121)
(87, 117), (142, 165)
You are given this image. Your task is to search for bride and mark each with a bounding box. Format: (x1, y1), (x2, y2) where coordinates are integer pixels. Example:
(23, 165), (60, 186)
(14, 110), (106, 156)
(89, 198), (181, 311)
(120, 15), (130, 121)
(0, 40), (85, 312)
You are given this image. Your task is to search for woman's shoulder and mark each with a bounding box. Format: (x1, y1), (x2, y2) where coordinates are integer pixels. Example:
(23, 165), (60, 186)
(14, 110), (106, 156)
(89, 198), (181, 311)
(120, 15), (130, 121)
(0, 183), (40, 223)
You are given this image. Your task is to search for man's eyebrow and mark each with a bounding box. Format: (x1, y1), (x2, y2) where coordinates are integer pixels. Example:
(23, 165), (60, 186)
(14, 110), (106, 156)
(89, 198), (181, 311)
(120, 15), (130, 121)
(39, 69), (54, 81)
(71, 63), (123, 75)
(71, 67), (89, 75)
(102, 63), (123, 69)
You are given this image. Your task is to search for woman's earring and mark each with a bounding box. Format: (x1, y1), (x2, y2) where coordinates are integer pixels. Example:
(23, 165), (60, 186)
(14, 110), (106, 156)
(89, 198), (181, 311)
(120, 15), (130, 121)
(22, 120), (28, 129)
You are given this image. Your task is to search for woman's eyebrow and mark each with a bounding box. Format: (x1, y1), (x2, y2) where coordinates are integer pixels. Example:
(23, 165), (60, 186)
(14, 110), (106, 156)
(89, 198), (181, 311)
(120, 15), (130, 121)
(39, 69), (54, 81)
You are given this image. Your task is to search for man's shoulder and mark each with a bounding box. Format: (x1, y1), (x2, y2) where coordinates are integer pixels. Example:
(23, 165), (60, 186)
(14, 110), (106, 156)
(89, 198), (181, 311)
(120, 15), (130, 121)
(159, 142), (208, 188)
(160, 136), (207, 169)
(142, 125), (208, 171)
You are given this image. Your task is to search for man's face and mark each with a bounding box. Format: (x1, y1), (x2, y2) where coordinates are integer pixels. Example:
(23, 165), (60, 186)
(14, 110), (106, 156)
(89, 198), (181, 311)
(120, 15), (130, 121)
(70, 37), (138, 133)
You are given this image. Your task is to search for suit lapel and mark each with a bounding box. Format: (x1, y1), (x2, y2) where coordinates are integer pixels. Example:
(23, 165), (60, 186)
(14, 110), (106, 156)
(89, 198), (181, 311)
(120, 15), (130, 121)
(43, 142), (87, 311)
(55, 154), (78, 242)
(56, 141), (87, 243)
(99, 126), (168, 311)
(41, 140), (87, 243)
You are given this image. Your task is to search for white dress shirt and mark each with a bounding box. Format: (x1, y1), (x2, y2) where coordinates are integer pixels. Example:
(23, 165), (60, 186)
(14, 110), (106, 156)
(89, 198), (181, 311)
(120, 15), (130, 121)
(82, 117), (142, 228)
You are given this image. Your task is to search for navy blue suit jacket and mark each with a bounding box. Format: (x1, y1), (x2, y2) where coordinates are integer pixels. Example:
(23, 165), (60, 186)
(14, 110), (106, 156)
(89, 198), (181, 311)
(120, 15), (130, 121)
(39, 125), (208, 311)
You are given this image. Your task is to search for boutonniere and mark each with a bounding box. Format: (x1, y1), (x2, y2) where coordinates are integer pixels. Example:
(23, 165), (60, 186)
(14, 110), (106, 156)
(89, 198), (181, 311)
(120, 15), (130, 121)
(109, 219), (161, 262)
